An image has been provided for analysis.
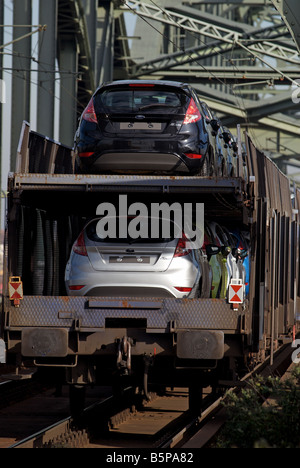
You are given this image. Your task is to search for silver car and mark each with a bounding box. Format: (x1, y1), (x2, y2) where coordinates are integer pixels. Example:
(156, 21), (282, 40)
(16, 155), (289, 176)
(65, 217), (204, 298)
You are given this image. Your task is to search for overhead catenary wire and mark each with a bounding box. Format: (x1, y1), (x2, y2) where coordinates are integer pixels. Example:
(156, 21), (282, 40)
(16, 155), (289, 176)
(1, 6), (89, 114)
(1, 0), (297, 155)
(123, 0), (299, 79)
(2, 66), (83, 117)
(0, 23), (85, 117)
(124, 0), (295, 150)
(124, 0), (300, 87)
(0, 24), (46, 51)
(124, 0), (232, 91)
(123, 2), (247, 118)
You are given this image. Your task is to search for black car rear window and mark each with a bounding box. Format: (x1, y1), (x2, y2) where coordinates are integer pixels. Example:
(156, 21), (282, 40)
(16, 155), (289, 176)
(95, 88), (189, 114)
(85, 217), (182, 243)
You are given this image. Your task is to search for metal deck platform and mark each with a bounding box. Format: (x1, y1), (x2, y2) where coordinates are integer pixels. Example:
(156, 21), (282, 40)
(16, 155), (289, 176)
(10, 173), (245, 196)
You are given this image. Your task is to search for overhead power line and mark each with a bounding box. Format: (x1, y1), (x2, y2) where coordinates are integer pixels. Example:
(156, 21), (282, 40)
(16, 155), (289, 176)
(123, 0), (300, 87)
(0, 24), (47, 51)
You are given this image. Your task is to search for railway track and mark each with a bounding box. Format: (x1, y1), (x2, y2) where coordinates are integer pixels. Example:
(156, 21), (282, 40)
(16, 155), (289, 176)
(0, 374), (50, 411)
(5, 340), (298, 450)
(180, 341), (299, 448)
(9, 387), (192, 448)
(0, 383), (110, 448)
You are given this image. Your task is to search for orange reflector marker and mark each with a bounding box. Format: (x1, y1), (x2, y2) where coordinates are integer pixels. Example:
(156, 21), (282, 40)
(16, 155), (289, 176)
(8, 276), (23, 307)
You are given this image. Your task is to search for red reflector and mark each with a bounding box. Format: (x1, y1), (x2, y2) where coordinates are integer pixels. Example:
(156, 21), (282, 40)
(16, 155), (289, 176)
(69, 285), (85, 291)
(129, 83), (155, 87)
(185, 153), (202, 159)
(79, 152), (94, 158)
(183, 97), (202, 125)
(174, 287), (192, 292)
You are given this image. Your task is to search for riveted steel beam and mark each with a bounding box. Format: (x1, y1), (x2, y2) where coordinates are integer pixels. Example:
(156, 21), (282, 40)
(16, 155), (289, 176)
(58, 0), (95, 115)
(148, 66), (300, 84)
(190, 84), (300, 136)
(123, 1), (299, 65)
(176, 0), (269, 3)
(10, 0), (32, 171)
(37, 0), (57, 139)
(129, 21), (294, 79)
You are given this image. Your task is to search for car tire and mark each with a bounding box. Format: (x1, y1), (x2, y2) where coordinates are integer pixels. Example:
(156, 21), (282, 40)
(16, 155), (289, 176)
(188, 281), (201, 298)
(222, 158), (227, 177)
(200, 148), (214, 177)
(216, 156), (224, 177)
(200, 157), (209, 176)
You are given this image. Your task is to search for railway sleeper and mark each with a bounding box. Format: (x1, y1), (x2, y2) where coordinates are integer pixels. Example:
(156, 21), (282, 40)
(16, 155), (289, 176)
(108, 390), (159, 430)
(44, 428), (89, 449)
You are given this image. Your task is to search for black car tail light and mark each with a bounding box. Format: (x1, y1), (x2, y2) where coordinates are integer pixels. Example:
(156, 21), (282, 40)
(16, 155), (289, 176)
(82, 98), (97, 123)
(183, 98), (202, 125)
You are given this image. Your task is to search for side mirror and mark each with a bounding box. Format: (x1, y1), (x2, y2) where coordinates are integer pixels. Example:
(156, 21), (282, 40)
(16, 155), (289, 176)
(221, 246), (231, 256)
(222, 132), (231, 145)
(232, 141), (238, 153)
(232, 247), (241, 258)
(206, 244), (221, 256)
(210, 119), (220, 134)
(232, 248), (248, 259)
(240, 250), (248, 259)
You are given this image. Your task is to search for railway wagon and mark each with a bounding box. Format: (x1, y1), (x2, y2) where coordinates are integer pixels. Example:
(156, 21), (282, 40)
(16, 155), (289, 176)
(1, 124), (299, 411)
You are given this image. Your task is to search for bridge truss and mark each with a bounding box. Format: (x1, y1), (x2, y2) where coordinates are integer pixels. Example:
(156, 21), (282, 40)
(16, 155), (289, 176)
(1, 0), (300, 180)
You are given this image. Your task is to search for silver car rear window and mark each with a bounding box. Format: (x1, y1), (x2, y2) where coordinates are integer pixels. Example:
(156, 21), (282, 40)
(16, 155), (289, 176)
(85, 218), (182, 243)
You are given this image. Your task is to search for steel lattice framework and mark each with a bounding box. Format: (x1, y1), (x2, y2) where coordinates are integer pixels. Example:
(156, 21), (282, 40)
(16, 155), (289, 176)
(1, 0), (300, 178)
(124, 0), (300, 66)
(122, 0), (300, 176)
(58, 0), (300, 177)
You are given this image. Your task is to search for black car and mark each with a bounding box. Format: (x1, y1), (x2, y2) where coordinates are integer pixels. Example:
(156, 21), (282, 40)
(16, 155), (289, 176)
(74, 80), (216, 175)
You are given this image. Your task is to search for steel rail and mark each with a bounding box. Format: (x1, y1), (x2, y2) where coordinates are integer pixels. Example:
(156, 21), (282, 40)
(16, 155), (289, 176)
(160, 342), (297, 448)
(8, 392), (116, 449)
